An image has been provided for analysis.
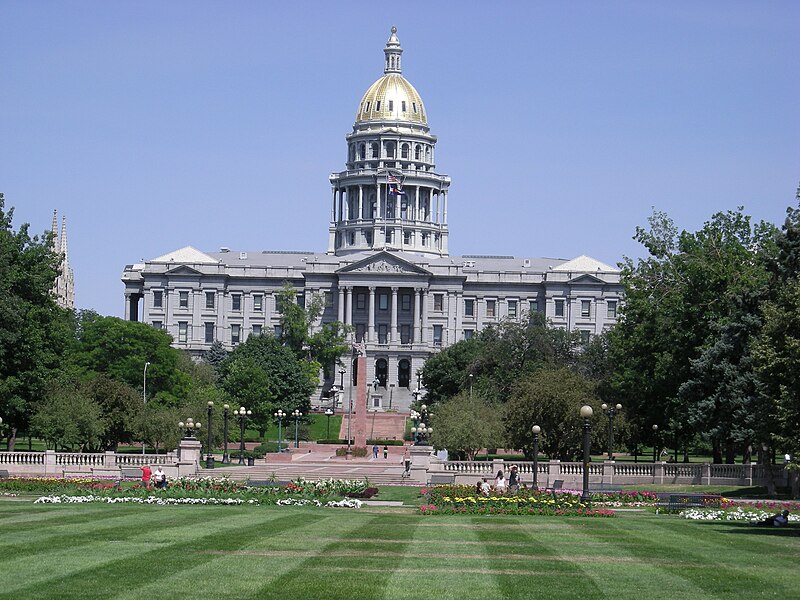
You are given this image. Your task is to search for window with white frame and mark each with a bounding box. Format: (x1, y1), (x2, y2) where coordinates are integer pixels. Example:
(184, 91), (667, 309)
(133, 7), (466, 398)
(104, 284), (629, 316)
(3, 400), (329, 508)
(253, 294), (263, 312)
(433, 325), (443, 346)
(205, 291), (215, 309)
(581, 300), (591, 318)
(179, 291), (189, 309)
(231, 324), (241, 345)
(152, 320), (162, 330)
(464, 329), (474, 340)
(607, 300), (618, 319)
(379, 293), (389, 310)
(252, 324), (262, 336)
(529, 298), (539, 313)
(464, 299), (475, 317)
(356, 293), (366, 310)
(178, 322), (188, 343)
(232, 294), (241, 311)
(508, 300), (518, 319)
(274, 325), (283, 338)
(555, 299), (565, 317)
(401, 294), (411, 311)
(153, 290), (163, 308)
(204, 322), (214, 343)
(486, 299), (496, 318)
(434, 294), (444, 311)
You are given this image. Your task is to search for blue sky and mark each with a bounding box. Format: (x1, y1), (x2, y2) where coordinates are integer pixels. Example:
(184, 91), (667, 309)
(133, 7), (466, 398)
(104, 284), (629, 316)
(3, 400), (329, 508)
(2, 1), (798, 317)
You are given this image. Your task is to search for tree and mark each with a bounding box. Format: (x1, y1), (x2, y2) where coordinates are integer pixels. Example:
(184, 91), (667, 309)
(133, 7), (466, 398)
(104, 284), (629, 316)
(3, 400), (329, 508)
(504, 367), (600, 461)
(429, 393), (504, 460)
(0, 194), (74, 450)
(419, 336), (482, 405)
(204, 340), (228, 380)
(218, 334), (317, 436)
(84, 374), (142, 450)
(30, 379), (106, 451)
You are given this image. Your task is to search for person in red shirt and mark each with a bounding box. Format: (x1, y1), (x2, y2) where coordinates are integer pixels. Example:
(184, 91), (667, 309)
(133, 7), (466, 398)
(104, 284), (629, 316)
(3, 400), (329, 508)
(141, 465), (152, 489)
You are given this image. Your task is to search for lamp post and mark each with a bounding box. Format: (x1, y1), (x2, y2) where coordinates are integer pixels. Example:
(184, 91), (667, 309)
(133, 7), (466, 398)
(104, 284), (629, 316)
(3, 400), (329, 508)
(600, 403), (622, 460)
(178, 417), (201, 439)
(205, 401), (214, 469)
(274, 409), (286, 454)
(142, 361), (151, 455)
(580, 405), (593, 503)
(222, 404), (230, 464)
(338, 367), (346, 408)
(410, 404), (433, 445)
(389, 383), (395, 409)
(652, 424), (659, 463)
(469, 373), (474, 398)
(292, 409), (302, 448)
(237, 406), (251, 465)
(532, 425), (541, 489)
(325, 408), (334, 440)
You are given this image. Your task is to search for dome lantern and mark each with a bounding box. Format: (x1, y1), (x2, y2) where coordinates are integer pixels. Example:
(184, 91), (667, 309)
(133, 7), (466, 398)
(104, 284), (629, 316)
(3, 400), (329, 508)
(384, 26), (403, 74)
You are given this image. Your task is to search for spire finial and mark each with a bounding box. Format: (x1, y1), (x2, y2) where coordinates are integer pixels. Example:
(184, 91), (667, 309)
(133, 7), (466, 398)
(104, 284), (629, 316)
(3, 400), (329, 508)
(51, 209), (59, 253)
(384, 26), (403, 74)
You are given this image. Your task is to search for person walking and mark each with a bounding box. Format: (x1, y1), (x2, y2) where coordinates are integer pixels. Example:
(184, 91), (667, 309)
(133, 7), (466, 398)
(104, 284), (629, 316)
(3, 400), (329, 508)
(401, 448), (412, 478)
(383, 445), (388, 459)
(508, 465), (520, 493)
(372, 444), (379, 459)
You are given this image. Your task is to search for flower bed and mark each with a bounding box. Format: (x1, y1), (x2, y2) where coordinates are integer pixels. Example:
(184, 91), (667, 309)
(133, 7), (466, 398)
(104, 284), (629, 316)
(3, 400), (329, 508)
(680, 507), (800, 522)
(32, 494), (362, 508)
(420, 486), (615, 516)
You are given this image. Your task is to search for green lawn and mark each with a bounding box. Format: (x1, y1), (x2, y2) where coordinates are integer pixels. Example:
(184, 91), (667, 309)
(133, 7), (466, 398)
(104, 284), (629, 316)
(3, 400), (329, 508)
(0, 500), (797, 599)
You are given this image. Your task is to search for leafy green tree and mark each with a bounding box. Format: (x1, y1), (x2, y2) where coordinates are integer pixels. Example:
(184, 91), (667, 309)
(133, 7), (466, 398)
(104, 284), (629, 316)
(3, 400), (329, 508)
(31, 380), (106, 451)
(218, 334), (316, 436)
(0, 194), (75, 450)
(419, 336), (482, 405)
(204, 340), (228, 380)
(430, 393), (505, 460)
(134, 403), (182, 453)
(504, 367), (600, 461)
(84, 375), (142, 450)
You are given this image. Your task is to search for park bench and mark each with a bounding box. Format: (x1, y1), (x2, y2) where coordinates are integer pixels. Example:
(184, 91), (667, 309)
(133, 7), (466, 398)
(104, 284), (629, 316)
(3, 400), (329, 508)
(665, 493), (722, 511)
(428, 474), (456, 486)
(544, 479), (564, 499)
(120, 467), (143, 480)
(0, 470), (9, 479)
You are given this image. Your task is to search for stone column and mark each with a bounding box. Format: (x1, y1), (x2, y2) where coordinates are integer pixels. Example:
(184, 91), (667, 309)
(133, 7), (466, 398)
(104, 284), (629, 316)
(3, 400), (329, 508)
(413, 288), (422, 343)
(442, 190), (448, 224)
(390, 287), (399, 343)
(338, 286), (345, 323)
(331, 187), (336, 223)
(368, 287), (376, 343)
(346, 287), (353, 329)
(415, 186), (420, 221)
(358, 185), (363, 220)
(124, 293), (132, 321)
(421, 289), (430, 344)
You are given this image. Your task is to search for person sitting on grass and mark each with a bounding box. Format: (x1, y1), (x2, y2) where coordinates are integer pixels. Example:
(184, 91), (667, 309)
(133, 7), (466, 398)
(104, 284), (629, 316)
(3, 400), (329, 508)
(494, 470), (507, 494)
(757, 509), (790, 527)
(480, 478), (491, 496)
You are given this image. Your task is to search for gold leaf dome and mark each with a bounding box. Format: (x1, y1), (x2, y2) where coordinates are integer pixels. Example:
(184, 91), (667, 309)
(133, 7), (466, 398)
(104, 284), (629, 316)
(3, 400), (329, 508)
(354, 27), (427, 126)
(356, 74), (427, 125)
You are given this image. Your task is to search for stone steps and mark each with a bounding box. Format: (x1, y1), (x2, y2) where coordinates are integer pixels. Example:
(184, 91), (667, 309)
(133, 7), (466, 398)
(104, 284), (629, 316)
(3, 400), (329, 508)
(213, 462), (413, 486)
(337, 413), (407, 441)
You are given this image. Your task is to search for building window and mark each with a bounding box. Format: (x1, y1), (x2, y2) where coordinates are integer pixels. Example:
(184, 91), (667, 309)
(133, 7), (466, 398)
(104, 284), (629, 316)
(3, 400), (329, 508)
(581, 300), (591, 318)
(508, 300), (518, 319)
(379, 293), (389, 310)
(486, 299), (496, 318)
(464, 299), (474, 317)
(253, 294), (263, 312)
(356, 293), (366, 310)
(252, 324), (262, 336)
(375, 100), (381, 111)
(153, 291), (163, 308)
(412, 102), (417, 113)
(232, 294), (241, 311)
(355, 324), (366, 342)
(378, 324), (388, 344)
(324, 292), (333, 308)
(580, 330), (591, 344)
(152, 321), (162, 330)
(401, 324), (411, 344)
(388, 100), (393, 111)
(178, 322), (188, 343)
(179, 291), (189, 309)
(464, 329), (474, 340)
(555, 299), (565, 317)
(433, 325), (443, 346)
(274, 325), (283, 338)
(529, 299), (539, 313)
(607, 300), (618, 319)
(204, 322), (214, 343)
(402, 101), (407, 112)
(404, 231), (411, 244)
(205, 291), (215, 309)
(434, 294), (444, 311)
(231, 324), (241, 345)
(401, 294), (411, 311)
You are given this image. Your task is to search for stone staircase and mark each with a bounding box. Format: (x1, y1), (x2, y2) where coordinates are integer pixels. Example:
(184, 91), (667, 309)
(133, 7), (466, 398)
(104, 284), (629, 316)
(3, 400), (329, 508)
(216, 460), (413, 486)
(338, 412), (407, 442)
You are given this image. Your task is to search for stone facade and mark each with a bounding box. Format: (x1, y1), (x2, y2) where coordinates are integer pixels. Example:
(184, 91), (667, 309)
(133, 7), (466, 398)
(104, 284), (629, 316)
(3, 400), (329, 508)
(121, 28), (623, 412)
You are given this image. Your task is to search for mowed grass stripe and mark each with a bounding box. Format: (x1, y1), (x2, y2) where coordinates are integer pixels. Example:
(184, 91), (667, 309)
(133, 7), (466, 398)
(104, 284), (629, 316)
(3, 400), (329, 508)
(0, 508), (314, 599)
(248, 513), (418, 600)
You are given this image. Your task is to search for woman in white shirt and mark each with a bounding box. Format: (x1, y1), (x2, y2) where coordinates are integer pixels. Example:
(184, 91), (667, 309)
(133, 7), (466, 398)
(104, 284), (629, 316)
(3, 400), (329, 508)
(494, 470), (507, 493)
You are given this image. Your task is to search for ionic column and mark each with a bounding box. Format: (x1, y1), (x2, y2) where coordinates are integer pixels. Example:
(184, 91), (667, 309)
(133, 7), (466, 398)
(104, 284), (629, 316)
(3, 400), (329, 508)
(358, 185), (363, 220)
(390, 287), (399, 343)
(338, 286), (345, 323)
(415, 186), (420, 221)
(442, 190), (448, 224)
(124, 293), (132, 321)
(331, 187), (337, 222)
(346, 287), (353, 330)
(368, 287), (376, 342)
(421, 289), (430, 344)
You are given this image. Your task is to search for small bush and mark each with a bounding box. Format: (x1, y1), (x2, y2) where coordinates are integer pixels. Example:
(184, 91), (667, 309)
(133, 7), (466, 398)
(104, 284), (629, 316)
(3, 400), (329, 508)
(367, 439), (404, 446)
(335, 446), (368, 457)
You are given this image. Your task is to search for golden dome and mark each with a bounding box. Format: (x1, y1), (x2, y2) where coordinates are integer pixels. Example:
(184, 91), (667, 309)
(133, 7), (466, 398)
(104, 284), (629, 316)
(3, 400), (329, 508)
(355, 74), (427, 125)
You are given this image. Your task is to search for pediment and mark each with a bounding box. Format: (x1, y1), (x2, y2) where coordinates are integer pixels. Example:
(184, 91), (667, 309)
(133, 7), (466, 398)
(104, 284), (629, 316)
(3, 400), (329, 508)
(151, 246), (217, 264)
(165, 265), (203, 276)
(567, 273), (606, 284)
(337, 251), (430, 276)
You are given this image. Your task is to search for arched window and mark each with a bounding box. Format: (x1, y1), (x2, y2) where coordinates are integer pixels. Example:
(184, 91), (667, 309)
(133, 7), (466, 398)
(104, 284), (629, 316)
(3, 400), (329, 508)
(371, 143), (379, 158)
(386, 142), (395, 158)
(401, 143), (409, 159)
(398, 359), (410, 388)
(358, 143), (365, 160)
(414, 145), (421, 160)
(425, 146), (431, 161)
(375, 359), (388, 388)
(349, 144), (355, 162)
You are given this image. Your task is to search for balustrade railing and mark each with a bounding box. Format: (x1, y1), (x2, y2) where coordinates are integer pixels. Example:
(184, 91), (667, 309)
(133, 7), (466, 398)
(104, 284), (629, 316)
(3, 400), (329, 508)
(614, 463), (654, 477)
(0, 452), (45, 465)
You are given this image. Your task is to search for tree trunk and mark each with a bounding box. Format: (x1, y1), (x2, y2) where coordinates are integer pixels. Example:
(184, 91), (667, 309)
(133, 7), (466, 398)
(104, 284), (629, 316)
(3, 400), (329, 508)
(760, 443), (777, 497)
(712, 439), (723, 464)
(743, 443), (752, 464)
(791, 471), (799, 499)
(724, 440), (735, 464)
(8, 427), (18, 452)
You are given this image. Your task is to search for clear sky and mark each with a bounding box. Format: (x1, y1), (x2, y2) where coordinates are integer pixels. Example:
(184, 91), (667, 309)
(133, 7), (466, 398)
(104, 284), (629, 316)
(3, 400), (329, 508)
(2, 1), (798, 317)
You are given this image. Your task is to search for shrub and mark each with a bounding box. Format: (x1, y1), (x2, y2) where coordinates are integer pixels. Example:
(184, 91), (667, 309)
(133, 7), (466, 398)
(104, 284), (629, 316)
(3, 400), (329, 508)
(367, 439), (404, 446)
(335, 446), (368, 457)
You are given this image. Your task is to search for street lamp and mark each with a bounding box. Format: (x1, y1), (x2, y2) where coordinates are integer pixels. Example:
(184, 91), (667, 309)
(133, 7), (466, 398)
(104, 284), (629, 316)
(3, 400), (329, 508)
(222, 404), (230, 464)
(237, 406), (251, 465)
(142, 361), (151, 455)
(205, 401), (214, 469)
(325, 408), (334, 440)
(580, 405), (593, 503)
(469, 373), (474, 398)
(178, 417), (201, 439)
(600, 403), (622, 460)
(532, 425), (541, 489)
(410, 404), (433, 445)
(274, 409), (286, 454)
(292, 409), (302, 448)
(652, 424), (659, 463)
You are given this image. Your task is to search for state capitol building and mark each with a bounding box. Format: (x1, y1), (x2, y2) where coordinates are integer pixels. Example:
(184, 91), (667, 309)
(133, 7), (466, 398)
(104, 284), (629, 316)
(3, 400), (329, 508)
(122, 28), (623, 411)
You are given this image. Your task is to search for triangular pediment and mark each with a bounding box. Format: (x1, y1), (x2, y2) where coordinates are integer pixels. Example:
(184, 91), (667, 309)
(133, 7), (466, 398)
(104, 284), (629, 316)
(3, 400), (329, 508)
(151, 246), (217, 264)
(337, 251), (430, 275)
(552, 255), (617, 273)
(567, 273), (606, 284)
(164, 265), (204, 276)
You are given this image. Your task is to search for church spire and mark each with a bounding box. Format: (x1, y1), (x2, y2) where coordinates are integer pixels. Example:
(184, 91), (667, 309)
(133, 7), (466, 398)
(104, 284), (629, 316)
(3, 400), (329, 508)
(51, 209), (60, 254)
(383, 26), (403, 74)
(60, 216), (69, 267)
